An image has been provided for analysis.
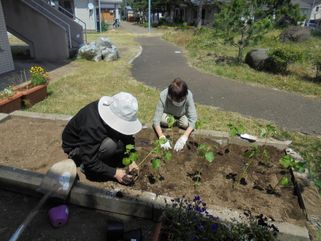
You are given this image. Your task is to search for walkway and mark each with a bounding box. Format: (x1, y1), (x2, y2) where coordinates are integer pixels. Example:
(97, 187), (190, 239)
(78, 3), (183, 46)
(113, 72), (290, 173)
(126, 25), (321, 135)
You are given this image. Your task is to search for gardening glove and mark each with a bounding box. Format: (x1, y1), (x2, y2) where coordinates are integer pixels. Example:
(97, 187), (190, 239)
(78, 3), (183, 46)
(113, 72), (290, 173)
(174, 135), (188, 152)
(159, 135), (172, 150)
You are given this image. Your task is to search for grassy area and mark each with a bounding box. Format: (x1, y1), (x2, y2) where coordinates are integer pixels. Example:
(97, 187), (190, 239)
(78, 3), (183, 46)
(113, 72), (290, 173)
(163, 28), (321, 97)
(28, 30), (320, 190)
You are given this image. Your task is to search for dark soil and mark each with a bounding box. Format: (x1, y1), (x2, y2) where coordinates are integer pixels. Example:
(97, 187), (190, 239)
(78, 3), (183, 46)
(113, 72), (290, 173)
(0, 116), (306, 229)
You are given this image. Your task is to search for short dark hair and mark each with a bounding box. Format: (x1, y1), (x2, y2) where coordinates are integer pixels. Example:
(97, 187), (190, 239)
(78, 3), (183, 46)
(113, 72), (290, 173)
(168, 78), (188, 101)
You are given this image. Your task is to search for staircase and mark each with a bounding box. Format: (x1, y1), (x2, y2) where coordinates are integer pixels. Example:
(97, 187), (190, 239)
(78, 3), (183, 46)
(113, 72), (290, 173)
(1, 0), (84, 61)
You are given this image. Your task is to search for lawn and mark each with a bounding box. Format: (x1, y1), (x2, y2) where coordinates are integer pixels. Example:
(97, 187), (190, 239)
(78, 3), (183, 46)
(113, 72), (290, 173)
(26, 30), (321, 191)
(163, 28), (321, 98)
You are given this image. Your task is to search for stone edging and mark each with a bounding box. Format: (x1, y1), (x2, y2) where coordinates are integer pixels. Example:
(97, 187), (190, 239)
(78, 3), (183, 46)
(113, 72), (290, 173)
(0, 165), (310, 241)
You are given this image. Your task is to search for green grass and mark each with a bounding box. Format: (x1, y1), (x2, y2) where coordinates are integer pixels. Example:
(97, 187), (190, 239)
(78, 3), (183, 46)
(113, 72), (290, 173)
(28, 30), (321, 191)
(163, 28), (321, 97)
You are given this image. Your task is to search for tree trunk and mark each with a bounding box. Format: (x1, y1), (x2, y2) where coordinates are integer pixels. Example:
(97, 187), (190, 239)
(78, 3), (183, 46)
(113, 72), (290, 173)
(197, 0), (203, 28)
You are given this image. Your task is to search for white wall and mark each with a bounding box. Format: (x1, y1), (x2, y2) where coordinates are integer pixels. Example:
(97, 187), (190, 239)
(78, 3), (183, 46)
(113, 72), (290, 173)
(0, 0), (14, 75)
(74, 0), (96, 31)
(311, 4), (321, 20)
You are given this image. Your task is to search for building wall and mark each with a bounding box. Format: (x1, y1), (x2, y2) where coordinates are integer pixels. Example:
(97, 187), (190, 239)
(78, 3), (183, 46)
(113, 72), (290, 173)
(0, 0), (14, 75)
(74, 0), (96, 31)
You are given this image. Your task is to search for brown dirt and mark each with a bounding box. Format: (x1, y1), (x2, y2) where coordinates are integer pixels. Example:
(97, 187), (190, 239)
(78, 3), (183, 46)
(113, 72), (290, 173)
(0, 116), (306, 228)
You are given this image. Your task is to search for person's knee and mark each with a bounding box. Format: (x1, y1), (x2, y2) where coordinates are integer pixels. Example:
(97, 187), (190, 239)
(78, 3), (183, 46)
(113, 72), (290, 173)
(178, 116), (188, 130)
(98, 137), (118, 159)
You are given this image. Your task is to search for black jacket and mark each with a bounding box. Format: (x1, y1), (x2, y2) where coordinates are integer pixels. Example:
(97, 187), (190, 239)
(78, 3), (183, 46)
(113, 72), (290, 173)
(62, 101), (134, 179)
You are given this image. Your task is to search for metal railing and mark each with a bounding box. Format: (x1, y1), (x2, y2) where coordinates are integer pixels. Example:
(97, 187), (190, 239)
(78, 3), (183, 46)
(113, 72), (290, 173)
(56, 4), (87, 44)
(21, 0), (72, 48)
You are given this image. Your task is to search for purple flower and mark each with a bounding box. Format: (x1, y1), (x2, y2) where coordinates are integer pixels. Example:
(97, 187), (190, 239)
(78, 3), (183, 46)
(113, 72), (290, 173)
(194, 195), (201, 201)
(211, 223), (218, 233)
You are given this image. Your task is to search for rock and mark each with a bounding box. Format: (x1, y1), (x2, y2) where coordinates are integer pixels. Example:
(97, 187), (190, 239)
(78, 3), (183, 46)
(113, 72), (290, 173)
(78, 37), (119, 62)
(245, 49), (269, 71)
(279, 26), (311, 42)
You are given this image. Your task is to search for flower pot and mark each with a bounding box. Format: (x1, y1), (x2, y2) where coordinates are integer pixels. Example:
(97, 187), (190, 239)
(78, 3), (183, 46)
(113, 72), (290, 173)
(0, 92), (22, 113)
(19, 84), (48, 108)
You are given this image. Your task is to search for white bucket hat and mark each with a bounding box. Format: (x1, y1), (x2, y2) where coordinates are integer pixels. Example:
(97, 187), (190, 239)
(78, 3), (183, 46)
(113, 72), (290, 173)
(98, 92), (142, 135)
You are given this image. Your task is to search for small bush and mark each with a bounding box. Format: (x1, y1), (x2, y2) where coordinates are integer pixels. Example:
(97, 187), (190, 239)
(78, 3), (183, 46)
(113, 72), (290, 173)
(29, 66), (49, 86)
(279, 26), (311, 42)
(266, 47), (303, 74)
(101, 21), (109, 32)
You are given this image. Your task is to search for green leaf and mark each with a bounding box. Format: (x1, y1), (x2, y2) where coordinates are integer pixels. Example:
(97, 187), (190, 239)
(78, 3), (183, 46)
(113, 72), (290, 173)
(122, 157), (131, 166)
(205, 152), (215, 162)
(279, 155), (293, 168)
(164, 151), (172, 161)
(152, 158), (161, 169)
(125, 144), (135, 154)
(280, 176), (289, 186)
(167, 115), (176, 128)
(259, 128), (267, 138)
(129, 152), (139, 162)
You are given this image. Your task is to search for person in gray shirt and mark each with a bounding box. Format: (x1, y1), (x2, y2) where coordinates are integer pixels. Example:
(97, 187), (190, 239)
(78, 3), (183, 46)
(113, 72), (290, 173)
(153, 78), (197, 152)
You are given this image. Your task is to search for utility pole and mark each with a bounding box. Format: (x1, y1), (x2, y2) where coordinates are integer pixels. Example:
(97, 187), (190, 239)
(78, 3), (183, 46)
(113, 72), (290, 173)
(148, 0), (151, 32)
(98, 0), (102, 32)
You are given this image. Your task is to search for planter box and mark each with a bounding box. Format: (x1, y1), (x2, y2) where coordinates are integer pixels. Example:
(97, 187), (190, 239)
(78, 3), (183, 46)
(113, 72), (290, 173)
(14, 82), (48, 108)
(0, 92), (22, 113)
(20, 84), (48, 108)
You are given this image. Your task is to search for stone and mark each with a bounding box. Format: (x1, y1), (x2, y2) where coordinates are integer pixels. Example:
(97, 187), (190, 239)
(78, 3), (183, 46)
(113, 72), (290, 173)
(245, 49), (269, 71)
(78, 37), (119, 62)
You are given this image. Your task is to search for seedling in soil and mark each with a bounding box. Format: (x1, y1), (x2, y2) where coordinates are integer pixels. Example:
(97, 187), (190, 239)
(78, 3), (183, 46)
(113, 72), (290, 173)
(166, 114), (176, 143)
(266, 176), (290, 196)
(227, 123), (245, 137)
(198, 144), (215, 163)
(121, 144), (140, 184)
(135, 138), (173, 184)
(279, 155), (306, 173)
(259, 124), (277, 166)
(187, 170), (202, 188)
(234, 145), (259, 187)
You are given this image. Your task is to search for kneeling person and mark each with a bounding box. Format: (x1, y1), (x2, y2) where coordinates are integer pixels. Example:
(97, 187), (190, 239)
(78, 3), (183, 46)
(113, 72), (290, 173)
(61, 92), (142, 185)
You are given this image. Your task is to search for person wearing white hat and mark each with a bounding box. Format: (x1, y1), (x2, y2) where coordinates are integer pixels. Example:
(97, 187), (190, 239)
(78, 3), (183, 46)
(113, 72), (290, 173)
(153, 78), (197, 152)
(62, 92), (142, 185)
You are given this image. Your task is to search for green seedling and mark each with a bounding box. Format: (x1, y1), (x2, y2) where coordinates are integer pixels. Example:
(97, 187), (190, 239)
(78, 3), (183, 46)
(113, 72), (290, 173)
(198, 143), (215, 163)
(137, 138), (173, 170)
(258, 124), (277, 167)
(122, 144), (139, 166)
(227, 123), (245, 137)
(279, 155), (306, 173)
(167, 114), (176, 143)
(267, 176), (290, 195)
(235, 145), (259, 187)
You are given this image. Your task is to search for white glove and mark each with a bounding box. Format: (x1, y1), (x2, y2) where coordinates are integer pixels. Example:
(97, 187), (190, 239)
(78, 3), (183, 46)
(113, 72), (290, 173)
(174, 135), (188, 152)
(159, 135), (172, 150)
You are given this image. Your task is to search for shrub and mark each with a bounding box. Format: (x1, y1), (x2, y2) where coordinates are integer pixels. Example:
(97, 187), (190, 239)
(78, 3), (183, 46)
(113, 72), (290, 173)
(101, 21), (109, 32)
(279, 26), (311, 42)
(266, 47), (303, 74)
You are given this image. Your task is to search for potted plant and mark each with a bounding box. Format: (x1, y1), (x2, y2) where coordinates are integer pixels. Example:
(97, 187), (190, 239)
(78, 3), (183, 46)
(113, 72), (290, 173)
(152, 195), (279, 241)
(16, 66), (49, 108)
(0, 86), (22, 113)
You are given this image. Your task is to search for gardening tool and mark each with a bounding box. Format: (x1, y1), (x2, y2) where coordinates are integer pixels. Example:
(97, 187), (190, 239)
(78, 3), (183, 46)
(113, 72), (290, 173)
(8, 159), (77, 241)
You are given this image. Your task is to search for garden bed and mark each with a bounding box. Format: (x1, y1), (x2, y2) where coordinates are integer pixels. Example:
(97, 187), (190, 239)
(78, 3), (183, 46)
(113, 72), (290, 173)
(0, 115), (306, 228)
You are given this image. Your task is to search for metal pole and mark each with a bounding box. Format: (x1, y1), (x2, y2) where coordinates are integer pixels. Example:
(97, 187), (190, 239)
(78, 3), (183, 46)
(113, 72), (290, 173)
(98, 0), (102, 32)
(148, 0), (151, 32)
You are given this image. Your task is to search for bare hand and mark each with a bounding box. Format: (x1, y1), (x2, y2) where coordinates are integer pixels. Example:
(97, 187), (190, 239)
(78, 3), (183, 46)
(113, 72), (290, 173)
(129, 161), (139, 173)
(114, 168), (127, 183)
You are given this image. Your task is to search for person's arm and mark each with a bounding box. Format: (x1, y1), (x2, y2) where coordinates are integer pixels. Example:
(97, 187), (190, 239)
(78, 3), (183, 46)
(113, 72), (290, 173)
(152, 99), (165, 138)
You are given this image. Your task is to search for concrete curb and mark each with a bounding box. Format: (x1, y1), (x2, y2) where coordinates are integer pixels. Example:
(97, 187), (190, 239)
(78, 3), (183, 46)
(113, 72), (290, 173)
(0, 113), (9, 123)
(128, 45), (143, 65)
(10, 110), (72, 121)
(0, 165), (310, 240)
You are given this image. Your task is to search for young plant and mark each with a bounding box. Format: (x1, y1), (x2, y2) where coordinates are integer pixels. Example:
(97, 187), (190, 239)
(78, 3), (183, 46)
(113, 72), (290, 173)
(279, 155), (306, 173)
(198, 144), (215, 163)
(122, 144), (138, 166)
(166, 114), (176, 143)
(235, 145), (259, 187)
(259, 124), (277, 166)
(227, 123), (245, 137)
(0, 86), (14, 100)
(266, 176), (290, 195)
